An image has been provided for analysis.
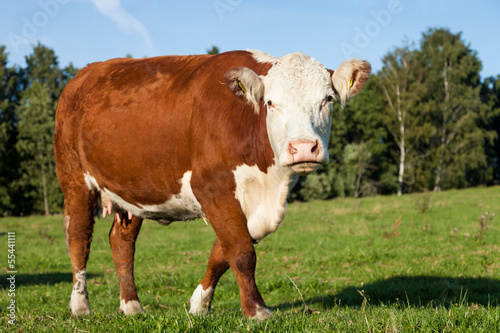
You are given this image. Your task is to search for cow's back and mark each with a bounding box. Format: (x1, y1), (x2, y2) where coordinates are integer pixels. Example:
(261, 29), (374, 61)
(55, 51), (274, 207)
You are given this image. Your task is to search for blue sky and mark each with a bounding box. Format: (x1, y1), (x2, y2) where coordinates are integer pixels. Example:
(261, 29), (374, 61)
(1, 0), (499, 79)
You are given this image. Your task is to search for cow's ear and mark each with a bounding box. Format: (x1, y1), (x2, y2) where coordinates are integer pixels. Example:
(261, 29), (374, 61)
(331, 59), (371, 106)
(225, 67), (264, 114)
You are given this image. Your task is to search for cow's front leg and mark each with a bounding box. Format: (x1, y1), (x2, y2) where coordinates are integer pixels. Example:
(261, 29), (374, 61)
(195, 196), (270, 319)
(189, 238), (229, 314)
(109, 214), (145, 315)
(219, 222), (270, 319)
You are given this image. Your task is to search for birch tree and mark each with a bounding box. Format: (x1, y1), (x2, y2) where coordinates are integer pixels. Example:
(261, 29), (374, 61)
(377, 45), (426, 196)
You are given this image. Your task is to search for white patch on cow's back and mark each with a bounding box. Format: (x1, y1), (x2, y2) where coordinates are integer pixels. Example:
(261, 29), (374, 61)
(248, 49), (279, 64)
(233, 164), (298, 242)
(189, 284), (214, 315)
(120, 299), (144, 315)
(70, 270), (91, 315)
(83, 171), (202, 222)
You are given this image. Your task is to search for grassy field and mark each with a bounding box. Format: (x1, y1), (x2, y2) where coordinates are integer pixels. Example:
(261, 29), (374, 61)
(1, 186), (500, 332)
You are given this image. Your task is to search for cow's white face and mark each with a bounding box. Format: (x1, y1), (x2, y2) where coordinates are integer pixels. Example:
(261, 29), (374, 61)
(261, 53), (334, 174)
(225, 51), (371, 175)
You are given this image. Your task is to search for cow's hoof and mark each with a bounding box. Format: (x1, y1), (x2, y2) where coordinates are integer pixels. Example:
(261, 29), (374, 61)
(188, 305), (210, 316)
(253, 306), (272, 320)
(70, 270), (91, 315)
(188, 285), (214, 315)
(69, 295), (91, 316)
(119, 299), (145, 315)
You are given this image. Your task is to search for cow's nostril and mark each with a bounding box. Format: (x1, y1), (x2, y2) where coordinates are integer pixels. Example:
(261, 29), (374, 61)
(288, 143), (298, 155)
(311, 140), (319, 154)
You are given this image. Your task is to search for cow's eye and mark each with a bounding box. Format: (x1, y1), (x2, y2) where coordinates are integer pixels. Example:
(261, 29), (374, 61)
(322, 95), (335, 107)
(267, 100), (273, 107)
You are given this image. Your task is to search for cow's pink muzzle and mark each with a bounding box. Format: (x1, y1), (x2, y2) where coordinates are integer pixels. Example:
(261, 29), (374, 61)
(287, 140), (324, 174)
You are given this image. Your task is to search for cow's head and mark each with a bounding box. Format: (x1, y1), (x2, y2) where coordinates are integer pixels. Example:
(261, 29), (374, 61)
(225, 52), (371, 175)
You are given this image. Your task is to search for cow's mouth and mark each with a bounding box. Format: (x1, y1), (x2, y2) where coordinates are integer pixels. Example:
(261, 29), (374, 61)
(289, 162), (323, 175)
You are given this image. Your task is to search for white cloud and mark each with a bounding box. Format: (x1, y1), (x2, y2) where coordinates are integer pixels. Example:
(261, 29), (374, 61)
(89, 0), (153, 48)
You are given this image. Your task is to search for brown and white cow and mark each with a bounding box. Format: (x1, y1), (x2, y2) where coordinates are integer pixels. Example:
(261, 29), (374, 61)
(54, 50), (370, 318)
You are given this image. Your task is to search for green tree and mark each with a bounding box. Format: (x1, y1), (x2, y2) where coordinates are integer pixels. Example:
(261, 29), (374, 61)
(15, 43), (77, 215)
(0, 46), (22, 216)
(206, 46), (220, 55)
(16, 82), (59, 215)
(298, 170), (335, 200)
(334, 142), (374, 198)
(479, 75), (500, 184)
(420, 28), (495, 191)
(23, 43), (76, 97)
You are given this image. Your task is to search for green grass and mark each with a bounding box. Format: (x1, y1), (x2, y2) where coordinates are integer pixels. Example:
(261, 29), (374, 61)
(1, 186), (500, 332)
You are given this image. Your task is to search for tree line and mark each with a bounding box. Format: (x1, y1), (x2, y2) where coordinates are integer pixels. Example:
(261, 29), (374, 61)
(0, 28), (498, 216)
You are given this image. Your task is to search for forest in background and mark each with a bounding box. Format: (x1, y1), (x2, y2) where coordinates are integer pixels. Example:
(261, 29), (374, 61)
(0, 27), (498, 216)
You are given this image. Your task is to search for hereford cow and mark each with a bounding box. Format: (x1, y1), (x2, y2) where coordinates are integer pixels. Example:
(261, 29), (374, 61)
(54, 50), (370, 319)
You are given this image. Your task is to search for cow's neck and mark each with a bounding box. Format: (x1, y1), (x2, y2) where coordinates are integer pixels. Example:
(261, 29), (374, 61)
(233, 162), (298, 242)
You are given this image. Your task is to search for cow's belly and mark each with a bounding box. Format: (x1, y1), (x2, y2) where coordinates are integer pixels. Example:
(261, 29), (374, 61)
(84, 171), (202, 222)
(84, 166), (297, 239)
(233, 165), (298, 242)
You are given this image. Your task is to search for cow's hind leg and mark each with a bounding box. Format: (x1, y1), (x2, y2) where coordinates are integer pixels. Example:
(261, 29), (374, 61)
(109, 214), (145, 315)
(63, 183), (99, 315)
(189, 238), (229, 314)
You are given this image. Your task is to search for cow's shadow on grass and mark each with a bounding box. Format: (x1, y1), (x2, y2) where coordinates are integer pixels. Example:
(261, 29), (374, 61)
(0, 272), (102, 288)
(276, 275), (500, 310)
